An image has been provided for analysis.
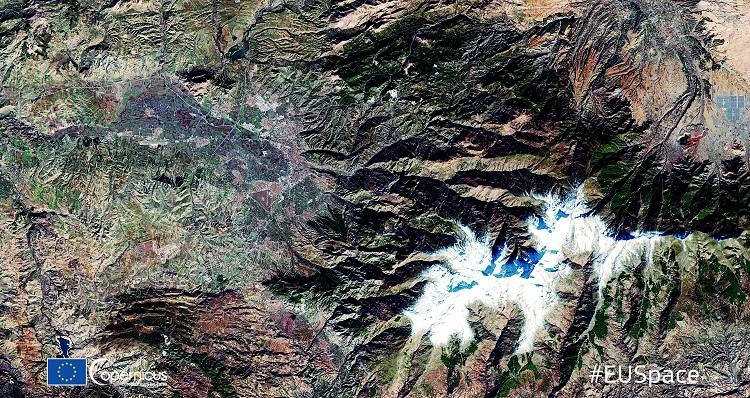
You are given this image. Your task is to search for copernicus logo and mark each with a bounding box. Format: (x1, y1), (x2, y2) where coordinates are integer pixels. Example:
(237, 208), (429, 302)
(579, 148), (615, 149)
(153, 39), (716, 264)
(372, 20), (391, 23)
(88, 358), (168, 386)
(47, 358), (88, 386)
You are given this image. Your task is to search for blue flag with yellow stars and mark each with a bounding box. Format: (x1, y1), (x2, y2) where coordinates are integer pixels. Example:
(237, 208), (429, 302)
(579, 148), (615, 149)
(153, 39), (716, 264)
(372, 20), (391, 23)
(47, 358), (87, 386)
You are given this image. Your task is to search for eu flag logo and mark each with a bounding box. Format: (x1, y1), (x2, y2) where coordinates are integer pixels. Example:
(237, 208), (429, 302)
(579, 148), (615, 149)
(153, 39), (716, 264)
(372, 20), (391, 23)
(47, 358), (87, 386)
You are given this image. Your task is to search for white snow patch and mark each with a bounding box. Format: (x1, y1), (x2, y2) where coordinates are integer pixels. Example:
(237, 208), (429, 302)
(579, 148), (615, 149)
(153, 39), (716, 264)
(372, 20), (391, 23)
(404, 187), (684, 353)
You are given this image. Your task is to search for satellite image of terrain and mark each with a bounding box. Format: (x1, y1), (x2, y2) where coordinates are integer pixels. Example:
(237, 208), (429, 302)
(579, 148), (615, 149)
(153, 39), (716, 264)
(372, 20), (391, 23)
(1, 0), (750, 397)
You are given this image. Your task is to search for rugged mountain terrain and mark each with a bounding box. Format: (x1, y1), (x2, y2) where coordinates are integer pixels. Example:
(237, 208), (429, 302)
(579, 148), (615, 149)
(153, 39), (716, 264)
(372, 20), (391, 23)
(1, 0), (750, 397)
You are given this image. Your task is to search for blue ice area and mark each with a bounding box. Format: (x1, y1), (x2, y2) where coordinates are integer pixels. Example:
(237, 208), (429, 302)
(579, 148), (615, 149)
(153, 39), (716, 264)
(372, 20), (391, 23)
(673, 231), (690, 239)
(495, 250), (545, 278)
(614, 231), (635, 240)
(483, 205), (572, 280)
(612, 229), (691, 242)
(535, 217), (550, 231)
(481, 244), (544, 279)
(482, 247), (502, 276)
(449, 280), (479, 292)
